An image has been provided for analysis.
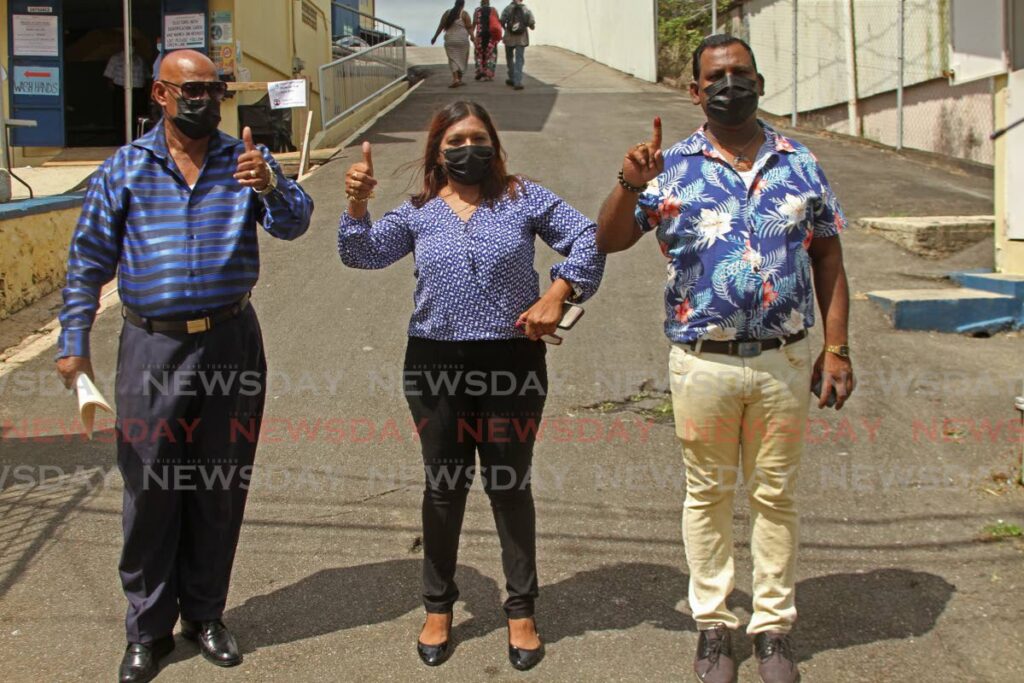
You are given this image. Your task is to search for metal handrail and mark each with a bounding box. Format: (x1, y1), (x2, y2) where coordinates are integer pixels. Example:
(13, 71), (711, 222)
(325, 34), (405, 70)
(318, 34), (407, 131)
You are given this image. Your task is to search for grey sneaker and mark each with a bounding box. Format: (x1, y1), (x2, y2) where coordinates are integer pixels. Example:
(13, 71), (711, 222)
(754, 631), (800, 683)
(693, 623), (736, 683)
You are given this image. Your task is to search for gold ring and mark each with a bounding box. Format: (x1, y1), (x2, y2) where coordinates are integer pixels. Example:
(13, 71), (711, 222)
(249, 169), (257, 179)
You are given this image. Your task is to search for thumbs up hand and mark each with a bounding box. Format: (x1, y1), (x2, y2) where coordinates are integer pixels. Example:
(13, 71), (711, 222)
(235, 126), (272, 191)
(621, 116), (665, 188)
(345, 141), (378, 204)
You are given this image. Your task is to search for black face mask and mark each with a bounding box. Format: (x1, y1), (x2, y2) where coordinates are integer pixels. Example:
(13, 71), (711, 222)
(443, 145), (495, 185)
(704, 74), (760, 127)
(170, 96), (221, 140)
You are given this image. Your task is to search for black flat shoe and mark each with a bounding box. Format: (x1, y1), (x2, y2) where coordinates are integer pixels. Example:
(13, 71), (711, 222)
(417, 613), (453, 667)
(118, 635), (174, 683)
(507, 619), (544, 671)
(417, 639), (453, 667)
(180, 619), (242, 667)
(508, 642), (545, 671)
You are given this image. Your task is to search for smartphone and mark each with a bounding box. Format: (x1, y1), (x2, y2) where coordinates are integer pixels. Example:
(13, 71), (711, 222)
(541, 333), (563, 345)
(558, 303), (585, 330)
(811, 378), (838, 408)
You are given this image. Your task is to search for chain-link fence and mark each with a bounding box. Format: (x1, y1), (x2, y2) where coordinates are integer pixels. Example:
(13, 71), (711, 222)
(722, 0), (993, 165)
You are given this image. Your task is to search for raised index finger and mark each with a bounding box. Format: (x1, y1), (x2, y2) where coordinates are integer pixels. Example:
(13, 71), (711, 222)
(651, 116), (663, 151)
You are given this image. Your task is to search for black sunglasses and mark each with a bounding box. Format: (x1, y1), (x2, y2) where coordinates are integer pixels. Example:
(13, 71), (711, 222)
(159, 79), (228, 101)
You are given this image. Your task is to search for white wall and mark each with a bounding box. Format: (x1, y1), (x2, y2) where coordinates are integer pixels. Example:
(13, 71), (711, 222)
(740, 0), (946, 116)
(526, 0), (658, 82)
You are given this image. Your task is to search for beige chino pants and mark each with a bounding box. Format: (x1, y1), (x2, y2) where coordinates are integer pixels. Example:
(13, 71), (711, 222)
(668, 337), (812, 634)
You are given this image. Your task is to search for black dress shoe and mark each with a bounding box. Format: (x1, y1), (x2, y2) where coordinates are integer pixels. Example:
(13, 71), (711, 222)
(180, 619), (242, 667)
(507, 619), (544, 671)
(416, 613), (453, 667)
(118, 636), (174, 683)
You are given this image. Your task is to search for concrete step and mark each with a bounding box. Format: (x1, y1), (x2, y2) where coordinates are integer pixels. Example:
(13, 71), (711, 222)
(866, 287), (1020, 333)
(857, 216), (993, 258)
(949, 271), (1024, 298)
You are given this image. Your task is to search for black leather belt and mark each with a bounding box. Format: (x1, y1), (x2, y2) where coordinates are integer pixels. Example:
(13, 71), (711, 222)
(685, 329), (807, 357)
(122, 293), (251, 334)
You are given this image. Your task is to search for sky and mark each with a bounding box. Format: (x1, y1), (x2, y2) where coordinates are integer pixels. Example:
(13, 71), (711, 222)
(376, 0), (471, 47)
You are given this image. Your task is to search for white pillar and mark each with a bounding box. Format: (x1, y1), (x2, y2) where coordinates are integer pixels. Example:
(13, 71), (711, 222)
(843, 0), (860, 137)
(123, 0), (134, 144)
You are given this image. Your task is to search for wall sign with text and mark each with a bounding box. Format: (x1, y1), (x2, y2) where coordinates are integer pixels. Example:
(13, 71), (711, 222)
(164, 13), (206, 50)
(12, 65), (60, 96)
(12, 14), (59, 57)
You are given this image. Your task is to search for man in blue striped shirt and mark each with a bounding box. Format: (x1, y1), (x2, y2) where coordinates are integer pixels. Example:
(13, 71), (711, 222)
(55, 50), (312, 683)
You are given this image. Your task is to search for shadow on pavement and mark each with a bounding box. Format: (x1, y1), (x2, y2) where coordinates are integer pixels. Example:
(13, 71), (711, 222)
(0, 429), (115, 599)
(792, 568), (955, 662)
(542, 562), (697, 643)
(224, 558), (502, 653)
(384, 62), (558, 135)
(221, 560), (952, 661)
(722, 567), (956, 664)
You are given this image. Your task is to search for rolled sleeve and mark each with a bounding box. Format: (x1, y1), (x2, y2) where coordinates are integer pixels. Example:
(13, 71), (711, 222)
(528, 183), (606, 302)
(634, 175), (669, 234)
(256, 146), (313, 241)
(811, 166), (847, 239)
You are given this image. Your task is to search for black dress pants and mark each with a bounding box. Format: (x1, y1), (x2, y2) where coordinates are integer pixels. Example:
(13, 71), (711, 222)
(115, 304), (266, 644)
(403, 337), (547, 619)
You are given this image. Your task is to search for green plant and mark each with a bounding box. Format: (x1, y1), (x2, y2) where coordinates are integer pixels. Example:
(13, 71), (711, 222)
(981, 520), (1023, 541)
(658, 0), (732, 82)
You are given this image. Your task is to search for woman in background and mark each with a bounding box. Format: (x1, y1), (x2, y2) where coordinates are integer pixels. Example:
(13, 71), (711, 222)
(338, 101), (605, 671)
(431, 0), (473, 88)
(472, 0), (502, 81)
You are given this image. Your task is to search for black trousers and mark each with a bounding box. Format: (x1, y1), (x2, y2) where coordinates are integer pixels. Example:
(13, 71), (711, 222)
(403, 337), (548, 619)
(115, 305), (266, 644)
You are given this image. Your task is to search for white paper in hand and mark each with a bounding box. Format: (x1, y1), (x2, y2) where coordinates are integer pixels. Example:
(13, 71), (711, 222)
(75, 373), (112, 440)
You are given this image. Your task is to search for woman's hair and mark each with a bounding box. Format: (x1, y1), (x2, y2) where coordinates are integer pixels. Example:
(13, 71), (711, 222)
(443, 0), (466, 30)
(411, 100), (522, 209)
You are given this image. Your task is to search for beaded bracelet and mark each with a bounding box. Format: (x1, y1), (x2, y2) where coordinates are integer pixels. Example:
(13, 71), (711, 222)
(617, 169), (648, 193)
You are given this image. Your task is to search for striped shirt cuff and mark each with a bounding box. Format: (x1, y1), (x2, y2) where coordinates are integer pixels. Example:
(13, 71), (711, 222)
(58, 328), (90, 359)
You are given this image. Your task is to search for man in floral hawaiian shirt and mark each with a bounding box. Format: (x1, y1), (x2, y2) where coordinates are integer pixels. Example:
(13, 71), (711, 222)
(596, 34), (854, 683)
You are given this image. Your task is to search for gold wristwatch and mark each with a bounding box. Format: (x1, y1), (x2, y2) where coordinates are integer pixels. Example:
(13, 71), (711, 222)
(825, 344), (850, 358)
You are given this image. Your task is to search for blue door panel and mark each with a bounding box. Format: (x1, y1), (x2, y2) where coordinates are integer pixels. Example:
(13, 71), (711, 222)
(8, 0), (64, 147)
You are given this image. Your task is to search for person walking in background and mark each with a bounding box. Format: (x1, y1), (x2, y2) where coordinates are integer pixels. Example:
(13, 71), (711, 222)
(57, 50), (313, 683)
(472, 0), (503, 81)
(431, 0), (473, 88)
(500, 0), (535, 90)
(338, 100), (604, 671)
(596, 35), (854, 683)
(105, 40), (147, 141)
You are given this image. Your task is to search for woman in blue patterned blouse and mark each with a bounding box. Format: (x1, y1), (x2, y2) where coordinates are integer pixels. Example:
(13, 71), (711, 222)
(338, 101), (604, 671)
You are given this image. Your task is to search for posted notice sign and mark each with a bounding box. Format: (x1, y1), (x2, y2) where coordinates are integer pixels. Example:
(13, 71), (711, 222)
(13, 14), (58, 57)
(268, 79), (308, 110)
(13, 66), (60, 96)
(164, 13), (206, 50)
